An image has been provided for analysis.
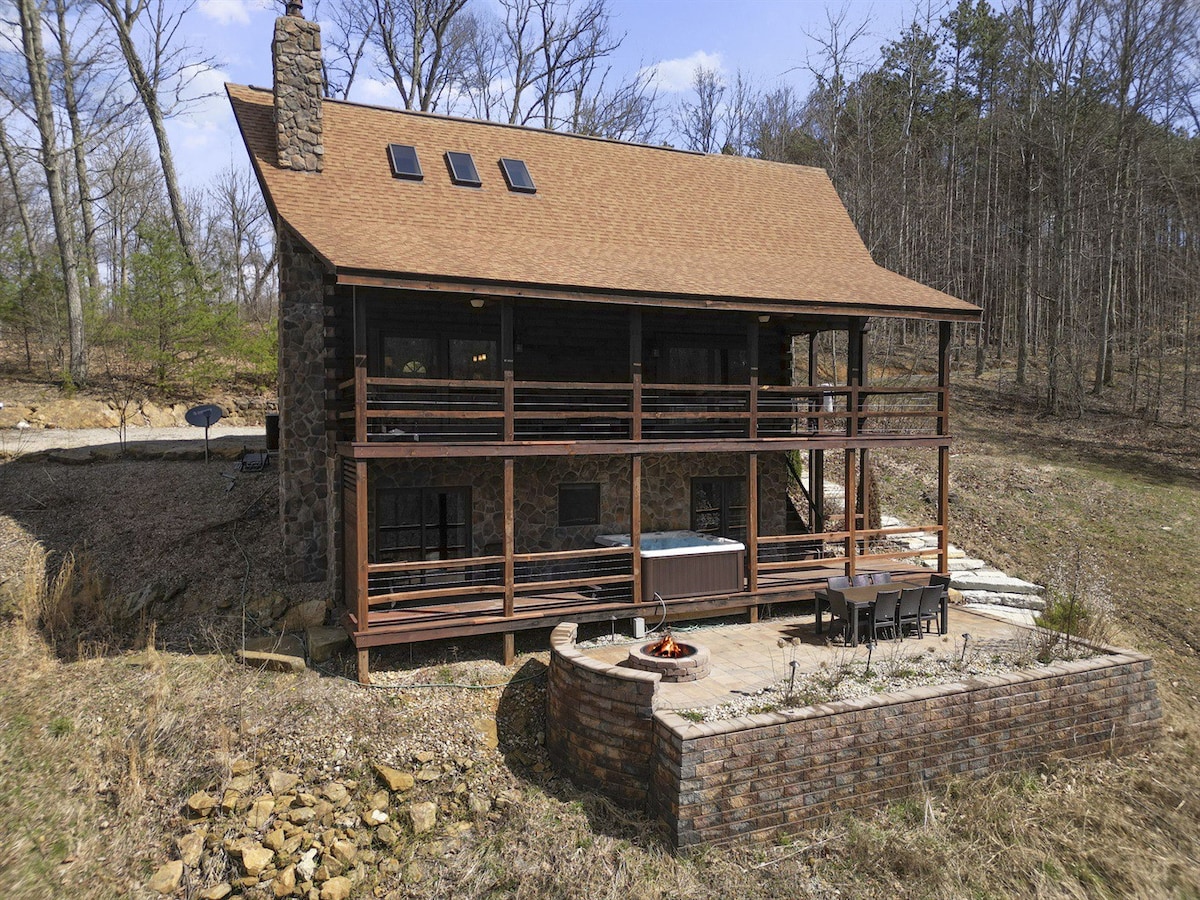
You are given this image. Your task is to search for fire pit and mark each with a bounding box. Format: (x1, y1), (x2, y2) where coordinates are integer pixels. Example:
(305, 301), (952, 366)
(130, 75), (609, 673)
(625, 632), (711, 682)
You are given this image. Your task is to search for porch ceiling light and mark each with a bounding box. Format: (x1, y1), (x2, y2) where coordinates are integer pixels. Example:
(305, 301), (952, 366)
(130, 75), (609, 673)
(470, 298), (485, 309)
(758, 314), (771, 323)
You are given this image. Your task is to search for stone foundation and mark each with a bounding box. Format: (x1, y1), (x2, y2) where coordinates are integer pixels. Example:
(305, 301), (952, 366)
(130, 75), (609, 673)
(547, 624), (1162, 849)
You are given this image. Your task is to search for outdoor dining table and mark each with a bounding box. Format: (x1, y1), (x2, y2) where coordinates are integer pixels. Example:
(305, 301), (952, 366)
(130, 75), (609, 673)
(815, 577), (949, 647)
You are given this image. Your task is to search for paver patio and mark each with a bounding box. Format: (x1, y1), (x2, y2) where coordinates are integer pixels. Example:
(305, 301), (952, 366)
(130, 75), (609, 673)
(581, 606), (1032, 708)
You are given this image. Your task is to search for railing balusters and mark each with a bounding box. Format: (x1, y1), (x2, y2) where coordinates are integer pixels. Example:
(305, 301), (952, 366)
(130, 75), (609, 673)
(342, 377), (946, 445)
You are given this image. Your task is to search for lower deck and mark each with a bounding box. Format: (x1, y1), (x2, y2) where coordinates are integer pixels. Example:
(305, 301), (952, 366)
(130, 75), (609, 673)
(340, 443), (950, 681)
(345, 556), (940, 678)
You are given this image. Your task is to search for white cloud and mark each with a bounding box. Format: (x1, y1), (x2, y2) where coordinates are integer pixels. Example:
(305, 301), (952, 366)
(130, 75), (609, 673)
(198, 0), (255, 26)
(641, 51), (724, 94)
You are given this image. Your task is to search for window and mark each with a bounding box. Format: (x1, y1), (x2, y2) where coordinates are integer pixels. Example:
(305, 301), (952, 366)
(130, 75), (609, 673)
(378, 334), (498, 380)
(387, 144), (423, 180)
(499, 157), (536, 193)
(377, 487), (471, 562)
(691, 477), (747, 541)
(558, 483), (600, 527)
(655, 336), (749, 384)
(445, 151), (482, 187)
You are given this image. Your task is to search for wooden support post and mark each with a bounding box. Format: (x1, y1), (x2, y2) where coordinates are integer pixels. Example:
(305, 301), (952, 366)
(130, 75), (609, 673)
(631, 455), (642, 604)
(938, 445), (950, 574)
(353, 288), (367, 443)
(937, 321), (951, 437)
(848, 317), (865, 437)
(811, 448), (825, 534)
(502, 299), (514, 442)
(355, 460), (369, 638)
(503, 458), (514, 617)
(357, 648), (370, 684)
(938, 321), (952, 573)
(631, 309), (642, 441)
(844, 448), (856, 577)
(502, 632), (515, 666)
(748, 316), (759, 439)
(748, 452), (759, 593)
(860, 447), (870, 549)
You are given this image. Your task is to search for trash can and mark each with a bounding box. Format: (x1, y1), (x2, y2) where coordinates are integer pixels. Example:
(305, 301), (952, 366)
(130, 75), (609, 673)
(265, 413), (279, 451)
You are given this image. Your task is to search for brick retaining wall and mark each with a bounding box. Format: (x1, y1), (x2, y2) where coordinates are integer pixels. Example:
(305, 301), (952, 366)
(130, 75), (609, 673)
(547, 625), (1162, 849)
(546, 623), (661, 806)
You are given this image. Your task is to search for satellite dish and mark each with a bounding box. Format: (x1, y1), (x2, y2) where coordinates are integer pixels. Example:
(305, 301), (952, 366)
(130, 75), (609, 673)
(185, 403), (223, 428)
(185, 403), (223, 461)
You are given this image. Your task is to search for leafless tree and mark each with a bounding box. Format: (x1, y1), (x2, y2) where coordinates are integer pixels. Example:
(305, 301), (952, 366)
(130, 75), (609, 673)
(675, 65), (725, 153)
(97, 0), (212, 274)
(368, 0), (471, 111)
(14, 0), (87, 382)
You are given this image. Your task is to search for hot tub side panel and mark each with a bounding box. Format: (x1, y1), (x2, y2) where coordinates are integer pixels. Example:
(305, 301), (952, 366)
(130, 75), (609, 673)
(643, 548), (745, 600)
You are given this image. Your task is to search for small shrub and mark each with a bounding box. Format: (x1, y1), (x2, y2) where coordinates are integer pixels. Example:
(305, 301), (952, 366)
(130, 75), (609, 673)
(48, 716), (74, 738)
(1036, 549), (1116, 654)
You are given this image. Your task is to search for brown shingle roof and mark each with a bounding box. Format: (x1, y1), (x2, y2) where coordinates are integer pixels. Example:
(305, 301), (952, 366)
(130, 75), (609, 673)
(227, 84), (979, 321)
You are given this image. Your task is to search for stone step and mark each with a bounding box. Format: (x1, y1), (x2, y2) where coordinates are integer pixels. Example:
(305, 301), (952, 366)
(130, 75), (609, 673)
(959, 590), (1046, 611)
(951, 570), (1043, 594)
(948, 557), (988, 572)
(962, 603), (1039, 626)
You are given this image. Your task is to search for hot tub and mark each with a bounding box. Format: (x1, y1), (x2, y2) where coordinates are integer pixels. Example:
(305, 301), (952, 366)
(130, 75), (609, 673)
(595, 530), (746, 600)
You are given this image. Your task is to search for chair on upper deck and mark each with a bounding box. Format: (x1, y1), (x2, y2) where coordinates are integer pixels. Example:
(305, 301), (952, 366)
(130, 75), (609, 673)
(828, 575), (852, 591)
(897, 586), (923, 638)
(871, 588), (901, 642)
(870, 572), (893, 585)
(929, 573), (951, 598)
(851, 574), (871, 587)
(919, 584), (944, 635)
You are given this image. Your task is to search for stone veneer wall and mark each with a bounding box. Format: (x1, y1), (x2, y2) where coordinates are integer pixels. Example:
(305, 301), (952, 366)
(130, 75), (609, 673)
(272, 14), (324, 172)
(546, 628), (1162, 850)
(366, 453), (791, 558)
(547, 623), (661, 806)
(642, 453), (788, 536)
(278, 229), (333, 582)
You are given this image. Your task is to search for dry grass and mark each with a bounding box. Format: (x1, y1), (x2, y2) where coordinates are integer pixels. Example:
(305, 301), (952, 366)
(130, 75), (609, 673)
(1, 376), (1199, 899)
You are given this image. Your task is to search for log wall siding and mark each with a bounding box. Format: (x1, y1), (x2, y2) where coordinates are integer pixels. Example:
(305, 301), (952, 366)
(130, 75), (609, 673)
(546, 627), (1162, 850)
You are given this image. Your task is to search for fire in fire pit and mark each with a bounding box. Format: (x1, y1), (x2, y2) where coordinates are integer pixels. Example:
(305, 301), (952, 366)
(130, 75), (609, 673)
(647, 631), (690, 658)
(626, 631), (711, 682)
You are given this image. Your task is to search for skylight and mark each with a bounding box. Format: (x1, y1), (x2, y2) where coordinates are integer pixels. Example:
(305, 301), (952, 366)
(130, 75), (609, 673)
(387, 144), (423, 180)
(499, 158), (536, 193)
(445, 151), (482, 187)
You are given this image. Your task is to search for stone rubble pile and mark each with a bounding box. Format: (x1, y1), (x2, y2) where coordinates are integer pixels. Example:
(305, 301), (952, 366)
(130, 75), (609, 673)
(146, 757), (524, 899)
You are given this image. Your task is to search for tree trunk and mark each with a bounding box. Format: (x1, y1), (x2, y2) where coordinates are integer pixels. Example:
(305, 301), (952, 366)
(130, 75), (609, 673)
(100, 0), (203, 275)
(18, 0), (87, 383)
(54, 0), (102, 298)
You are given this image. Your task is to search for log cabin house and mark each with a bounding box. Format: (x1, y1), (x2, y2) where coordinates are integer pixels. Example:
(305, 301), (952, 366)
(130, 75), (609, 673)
(228, 6), (982, 681)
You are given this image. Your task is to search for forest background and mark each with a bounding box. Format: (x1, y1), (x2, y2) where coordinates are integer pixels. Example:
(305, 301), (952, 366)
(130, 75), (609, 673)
(0, 0), (1197, 422)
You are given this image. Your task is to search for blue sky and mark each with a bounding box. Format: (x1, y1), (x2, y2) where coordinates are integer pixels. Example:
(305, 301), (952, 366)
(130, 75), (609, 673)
(176, 0), (917, 191)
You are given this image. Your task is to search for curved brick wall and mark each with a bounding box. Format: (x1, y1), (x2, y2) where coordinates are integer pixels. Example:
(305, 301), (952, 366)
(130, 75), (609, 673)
(546, 623), (661, 806)
(547, 625), (1162, 849)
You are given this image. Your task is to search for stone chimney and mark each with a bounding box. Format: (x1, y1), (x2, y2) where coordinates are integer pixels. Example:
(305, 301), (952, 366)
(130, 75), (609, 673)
(272, 1), (323, 172)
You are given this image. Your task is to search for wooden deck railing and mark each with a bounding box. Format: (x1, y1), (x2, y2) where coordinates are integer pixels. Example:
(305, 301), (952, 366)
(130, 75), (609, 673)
(336, 372), (946, 444)
(354, 526), (943, 635)
(365, 546), (634, 613)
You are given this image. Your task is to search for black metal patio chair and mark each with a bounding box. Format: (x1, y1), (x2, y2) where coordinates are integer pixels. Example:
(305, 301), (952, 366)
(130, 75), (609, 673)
(919, 584), (943, 635)
(871, 588), (901, 641)
(897, 586), (923, 638)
